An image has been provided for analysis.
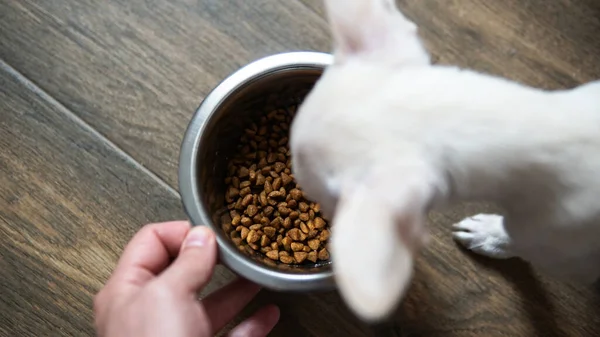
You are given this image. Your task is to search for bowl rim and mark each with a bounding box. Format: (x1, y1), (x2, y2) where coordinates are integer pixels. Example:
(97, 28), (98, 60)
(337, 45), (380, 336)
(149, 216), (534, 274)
(179, 51), (335, 291)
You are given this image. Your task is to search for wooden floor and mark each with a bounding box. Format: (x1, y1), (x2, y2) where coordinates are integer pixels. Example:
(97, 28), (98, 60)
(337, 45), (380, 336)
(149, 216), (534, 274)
(2, 0), (600, 336)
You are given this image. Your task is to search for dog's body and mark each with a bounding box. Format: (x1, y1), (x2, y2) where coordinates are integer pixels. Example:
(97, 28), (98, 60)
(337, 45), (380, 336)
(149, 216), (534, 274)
(290, 0), (600, 322)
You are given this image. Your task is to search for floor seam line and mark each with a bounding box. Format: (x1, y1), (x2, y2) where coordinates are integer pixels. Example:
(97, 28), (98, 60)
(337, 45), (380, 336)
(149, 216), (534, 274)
(0, 59), (181, 199)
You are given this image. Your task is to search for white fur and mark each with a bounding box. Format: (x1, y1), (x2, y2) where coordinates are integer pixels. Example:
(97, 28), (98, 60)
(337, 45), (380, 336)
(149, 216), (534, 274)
(290, 0), (600, 323)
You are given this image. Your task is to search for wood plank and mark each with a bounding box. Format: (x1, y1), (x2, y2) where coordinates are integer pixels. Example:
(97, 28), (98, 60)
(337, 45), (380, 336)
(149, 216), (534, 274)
(300, 0), (600, 88)
(0, 0), (330, 189)
(0, 63), (238, 336)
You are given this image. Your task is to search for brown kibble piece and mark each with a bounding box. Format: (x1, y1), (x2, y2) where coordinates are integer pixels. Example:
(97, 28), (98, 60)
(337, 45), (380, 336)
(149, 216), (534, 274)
(241, 217), (252, 227)
(241, 194), (253, 207)
(272, 177), (282, 190)
(263, 226), (276, 238)
(299, 231), (308, 241)
(231, 176), (240, 189)
(247, 205), (258, 217)
(281, 172), (293, 185)
(302, 245), (311, 253)
(270, 216), (282, 228)
(240, 187), (251, 197)
(289, 189), (302, 201)
(307, 251), (318, 263)
(278, 206), (291, 217)
(261, 235), (271, 247)
(319, 229), (331, 241)
(291, 242), (304, 252)
(256, 174), (266, 186)
(249, 224), (262, 231)
(258, 157), (268, 168)
(259, 191), (268, 206)
(299, 202), (309, 212)
(271, 242), (279, 250)
(266, 250), (279, 261)
(283, 217), (292, 228)
(240, 227), (250, 240)
(240, 180), (251, 189)
(300, 222), (309, 234)
(299, 213), (309, 222)
(308, 239), (320, 251)
(313, 203), (321, 213)
(314, 217), (326, 229)
(268, 191), (283, 199)
(231, 215), (241, 226)
(287, 228), (302, 241)
(279, 254), (294, 264)
(274, 162), (286, 173)
(247, 230), (260, 244)
(260, 217), (270, 226)
(318, 248), (330, 261)
(264, 180), (273, 194)
(227, 187), (239, 201)
(239, 166), (249, 178)
(289, 211), (300, 220)
(232, 237), (243, 247)
(282, 237), (292, 251)
(294, 252), (308, 263)
(263, 206), (274, 217)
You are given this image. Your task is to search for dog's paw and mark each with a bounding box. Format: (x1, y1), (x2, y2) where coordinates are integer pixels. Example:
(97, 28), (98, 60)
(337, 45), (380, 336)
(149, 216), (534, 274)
(452, 214), (515, 259)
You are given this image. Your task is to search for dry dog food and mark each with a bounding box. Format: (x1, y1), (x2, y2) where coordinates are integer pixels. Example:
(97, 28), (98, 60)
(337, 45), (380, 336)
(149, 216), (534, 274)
(221, 106), (331, 265)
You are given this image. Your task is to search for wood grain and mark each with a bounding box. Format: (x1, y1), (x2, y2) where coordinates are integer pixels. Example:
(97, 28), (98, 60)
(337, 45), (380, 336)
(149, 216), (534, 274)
(0, 62), (371, 337)
(0, 0), (330, 189)
(300, 0), (600, 88)
(0, 63), (238, 336)
(2, 0), (600, 336)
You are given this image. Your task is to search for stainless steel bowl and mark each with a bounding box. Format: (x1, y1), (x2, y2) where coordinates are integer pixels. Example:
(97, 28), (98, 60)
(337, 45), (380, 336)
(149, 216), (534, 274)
(179, 51), (335, 291)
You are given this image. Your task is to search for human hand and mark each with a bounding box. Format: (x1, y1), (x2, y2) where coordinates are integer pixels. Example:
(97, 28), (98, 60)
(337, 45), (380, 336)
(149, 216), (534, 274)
(94, 221), (280, 337)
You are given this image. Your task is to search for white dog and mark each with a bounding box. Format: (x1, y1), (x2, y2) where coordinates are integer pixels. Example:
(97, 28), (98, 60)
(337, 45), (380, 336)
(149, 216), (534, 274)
(290, 0), (600, 322)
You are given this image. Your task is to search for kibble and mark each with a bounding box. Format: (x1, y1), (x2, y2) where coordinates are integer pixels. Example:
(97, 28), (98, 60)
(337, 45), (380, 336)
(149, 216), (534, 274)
(223, 105), (331, 265)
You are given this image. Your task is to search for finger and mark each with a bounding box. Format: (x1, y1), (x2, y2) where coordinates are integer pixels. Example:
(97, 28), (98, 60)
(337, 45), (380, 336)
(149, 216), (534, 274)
(111, 221), (191, 287)
(227, 305), (280, 337)
(158, 225), (217, 293)
(202, 278), (262, 333)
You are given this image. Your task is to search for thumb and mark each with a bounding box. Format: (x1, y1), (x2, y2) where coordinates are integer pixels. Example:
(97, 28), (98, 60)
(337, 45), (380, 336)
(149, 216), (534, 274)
(159, 225), (217, 294)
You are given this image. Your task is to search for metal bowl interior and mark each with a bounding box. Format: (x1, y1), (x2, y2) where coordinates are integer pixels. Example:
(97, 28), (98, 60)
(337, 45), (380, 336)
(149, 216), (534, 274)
(179, 52), (335, 291)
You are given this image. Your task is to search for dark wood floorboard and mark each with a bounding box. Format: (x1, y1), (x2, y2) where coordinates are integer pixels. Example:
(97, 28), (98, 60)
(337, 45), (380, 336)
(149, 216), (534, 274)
(2, 0), (600, 336)
(301, 0), (600, 88)
(0, 62), (244, 336)
(0, 0), (330, 188)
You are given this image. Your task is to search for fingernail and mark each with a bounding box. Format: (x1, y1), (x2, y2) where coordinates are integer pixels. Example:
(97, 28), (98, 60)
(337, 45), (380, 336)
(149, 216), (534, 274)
(183, 226), (212, 249)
